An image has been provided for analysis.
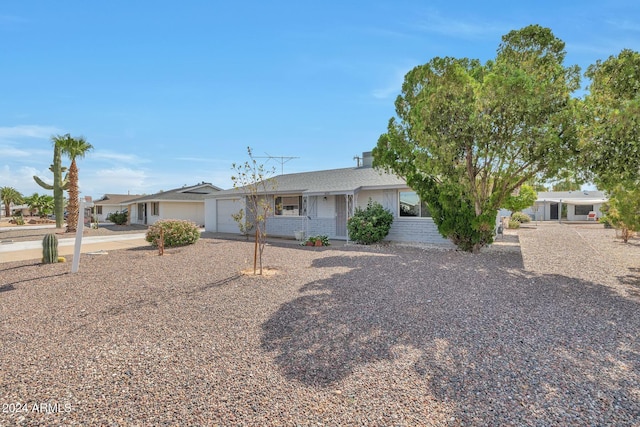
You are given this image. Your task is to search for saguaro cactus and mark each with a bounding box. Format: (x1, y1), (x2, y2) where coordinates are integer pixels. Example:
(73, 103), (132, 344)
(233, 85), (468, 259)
(34, 140), (69, 228)
(42, 233), (59, 264)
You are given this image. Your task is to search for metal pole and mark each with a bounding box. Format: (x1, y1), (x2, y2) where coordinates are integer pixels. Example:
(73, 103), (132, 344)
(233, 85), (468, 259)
(71, 200), (84, 273)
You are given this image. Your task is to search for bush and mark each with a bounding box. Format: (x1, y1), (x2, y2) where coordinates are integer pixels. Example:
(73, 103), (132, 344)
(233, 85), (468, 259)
(106, 210), (128, 225)
(510, 212), (531, 223)
(599, 216), (613, 228)
(508, 219), (521, 229)
(347, 199), (394, 245)
(145, 219), (200, 247)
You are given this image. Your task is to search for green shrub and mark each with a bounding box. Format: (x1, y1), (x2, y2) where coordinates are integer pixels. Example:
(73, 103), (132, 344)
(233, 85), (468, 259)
(510, 212), (531, 223)
(106, 210), (128, 225)
(347, 199), (394, 245)
(599, 216), (613, 228)
(508, 219), (521, 229)
(146, 219), (200, 247)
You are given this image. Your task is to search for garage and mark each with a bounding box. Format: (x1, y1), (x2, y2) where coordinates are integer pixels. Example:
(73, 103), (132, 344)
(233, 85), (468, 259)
(216, 198), (243, 233)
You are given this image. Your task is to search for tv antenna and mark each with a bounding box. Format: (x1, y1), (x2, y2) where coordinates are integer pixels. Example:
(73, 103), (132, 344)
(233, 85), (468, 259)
(255, 153), (299, 175)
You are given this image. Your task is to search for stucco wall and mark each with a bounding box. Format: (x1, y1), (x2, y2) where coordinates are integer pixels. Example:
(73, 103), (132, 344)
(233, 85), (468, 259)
(157, 202), (204, 226)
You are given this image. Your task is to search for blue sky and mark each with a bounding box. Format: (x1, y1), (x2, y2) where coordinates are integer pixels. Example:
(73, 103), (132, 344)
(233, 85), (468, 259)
(1, 1), (639, 198)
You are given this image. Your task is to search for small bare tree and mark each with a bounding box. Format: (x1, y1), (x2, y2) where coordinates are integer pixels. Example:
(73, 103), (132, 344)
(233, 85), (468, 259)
(231, 147), (277, 275)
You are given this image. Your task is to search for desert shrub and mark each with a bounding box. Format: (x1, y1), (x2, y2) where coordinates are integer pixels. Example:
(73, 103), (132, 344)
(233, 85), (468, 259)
(508, 219), (521, 229)
(146, 219), (200, 247)
(106, 210), (128, 225)
(599, 216), (612, 228)
(510, 212), (531, 223)
(347, 199), (394, 245)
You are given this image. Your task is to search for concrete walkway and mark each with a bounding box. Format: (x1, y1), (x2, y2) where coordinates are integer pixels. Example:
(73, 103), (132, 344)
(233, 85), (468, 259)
(0, 233), (149, 263)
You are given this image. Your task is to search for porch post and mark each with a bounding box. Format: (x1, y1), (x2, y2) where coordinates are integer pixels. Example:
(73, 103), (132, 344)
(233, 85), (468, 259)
(559, 199), (562, 224)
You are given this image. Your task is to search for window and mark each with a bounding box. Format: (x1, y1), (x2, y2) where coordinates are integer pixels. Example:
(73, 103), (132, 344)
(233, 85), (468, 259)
(399, 191), (431, 217)
(96, 206), (102, 215)
(275, 195), (302, 216)
(152, 202), (160, 216)
(575, 204), (593, 216)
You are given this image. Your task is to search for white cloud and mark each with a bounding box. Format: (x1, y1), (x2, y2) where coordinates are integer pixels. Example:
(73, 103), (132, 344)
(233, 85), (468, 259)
(413, 11), (507, 39)
(0, 165), (54, 196)
(0, 125), (62, 139)
(372, 68), (408, 100)
(0, 146), (31, 158)
(90, 167), (149, 192)
(91, 151), (149, 164)
(175, 157), (216, 163)
(606, 19), (640, 32)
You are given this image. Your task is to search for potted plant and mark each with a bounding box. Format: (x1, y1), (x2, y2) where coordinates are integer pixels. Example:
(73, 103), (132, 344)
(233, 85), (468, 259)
(305, 236), (317, 246)
(316, 235), (330, 246)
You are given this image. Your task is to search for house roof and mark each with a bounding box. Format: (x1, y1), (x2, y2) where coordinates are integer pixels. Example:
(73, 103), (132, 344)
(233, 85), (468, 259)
(209, 166), (407, 198)
(94, 194), (142, 205)
(127, 183), (222, 203)
(536, 190), (608, 205)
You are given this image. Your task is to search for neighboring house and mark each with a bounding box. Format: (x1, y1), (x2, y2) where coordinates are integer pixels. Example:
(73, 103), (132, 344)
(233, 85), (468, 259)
(11, 204), (30, 217)
(93, 194), (142, 222)
(204, 152), (451, 246)
(0, 203), (30, 217)
(127, 183), (222, 227)
(523, 190), (608, 221)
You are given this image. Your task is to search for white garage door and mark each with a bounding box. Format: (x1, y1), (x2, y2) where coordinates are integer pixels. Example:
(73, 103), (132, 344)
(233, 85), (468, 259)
(217, 199), (242, 233)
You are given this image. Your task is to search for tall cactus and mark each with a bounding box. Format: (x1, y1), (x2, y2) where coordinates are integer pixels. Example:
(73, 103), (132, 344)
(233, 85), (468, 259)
(42, 233), (59, 264)
(34, 140), (69, 229)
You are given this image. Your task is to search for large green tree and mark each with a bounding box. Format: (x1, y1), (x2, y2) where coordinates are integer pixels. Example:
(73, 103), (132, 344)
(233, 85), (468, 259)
(582, 49), (640, 242)
(373, 25), (580, 252)
(57, 134), (93, 232)
(0, 187), (24, 218)
(502, 184), (537, 214)
(582, 49), (640, 189)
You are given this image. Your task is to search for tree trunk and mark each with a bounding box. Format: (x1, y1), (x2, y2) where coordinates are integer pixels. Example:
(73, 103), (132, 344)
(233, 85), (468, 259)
(66, 160), (79, 233)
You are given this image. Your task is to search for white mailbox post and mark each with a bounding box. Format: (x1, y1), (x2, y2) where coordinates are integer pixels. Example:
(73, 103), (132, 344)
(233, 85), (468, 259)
(71, 196), (94, 273)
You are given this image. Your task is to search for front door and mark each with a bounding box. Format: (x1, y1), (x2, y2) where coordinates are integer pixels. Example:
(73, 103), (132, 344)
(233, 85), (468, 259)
(550, 203), (558, 220)
(335, 195), (347, 238)
(137, 203), (147, 225)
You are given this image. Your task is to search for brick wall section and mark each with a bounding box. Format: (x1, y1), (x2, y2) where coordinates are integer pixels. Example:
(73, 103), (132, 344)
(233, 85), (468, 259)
(266, 217), (305, 238)
(385, 218), (452, 246)
(307, 218), (335, 238)
(266, 217), (337, 239)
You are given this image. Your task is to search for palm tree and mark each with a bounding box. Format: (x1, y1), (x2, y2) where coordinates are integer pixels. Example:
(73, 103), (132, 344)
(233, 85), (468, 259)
(24, 192), (53, 217)
(39, 195), (55, 217)
(56, 134), (93, 232)
(24, 192), (41, 216)
(0, 186), (24, 218)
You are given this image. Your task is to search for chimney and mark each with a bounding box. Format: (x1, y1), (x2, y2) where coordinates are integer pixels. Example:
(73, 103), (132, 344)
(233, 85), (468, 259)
(362, 151), (373, 168)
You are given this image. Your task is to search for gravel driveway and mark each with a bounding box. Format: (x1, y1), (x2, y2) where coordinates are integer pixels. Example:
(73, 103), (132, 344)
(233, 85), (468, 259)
(0, 223), (638, 426)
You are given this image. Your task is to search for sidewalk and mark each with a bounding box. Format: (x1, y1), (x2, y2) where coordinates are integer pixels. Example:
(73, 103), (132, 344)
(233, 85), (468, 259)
(0, 233), (149, 263)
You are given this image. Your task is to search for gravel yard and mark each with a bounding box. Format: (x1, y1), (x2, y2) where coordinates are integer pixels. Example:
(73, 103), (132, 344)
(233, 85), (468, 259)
(0, 223), (638, 426)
